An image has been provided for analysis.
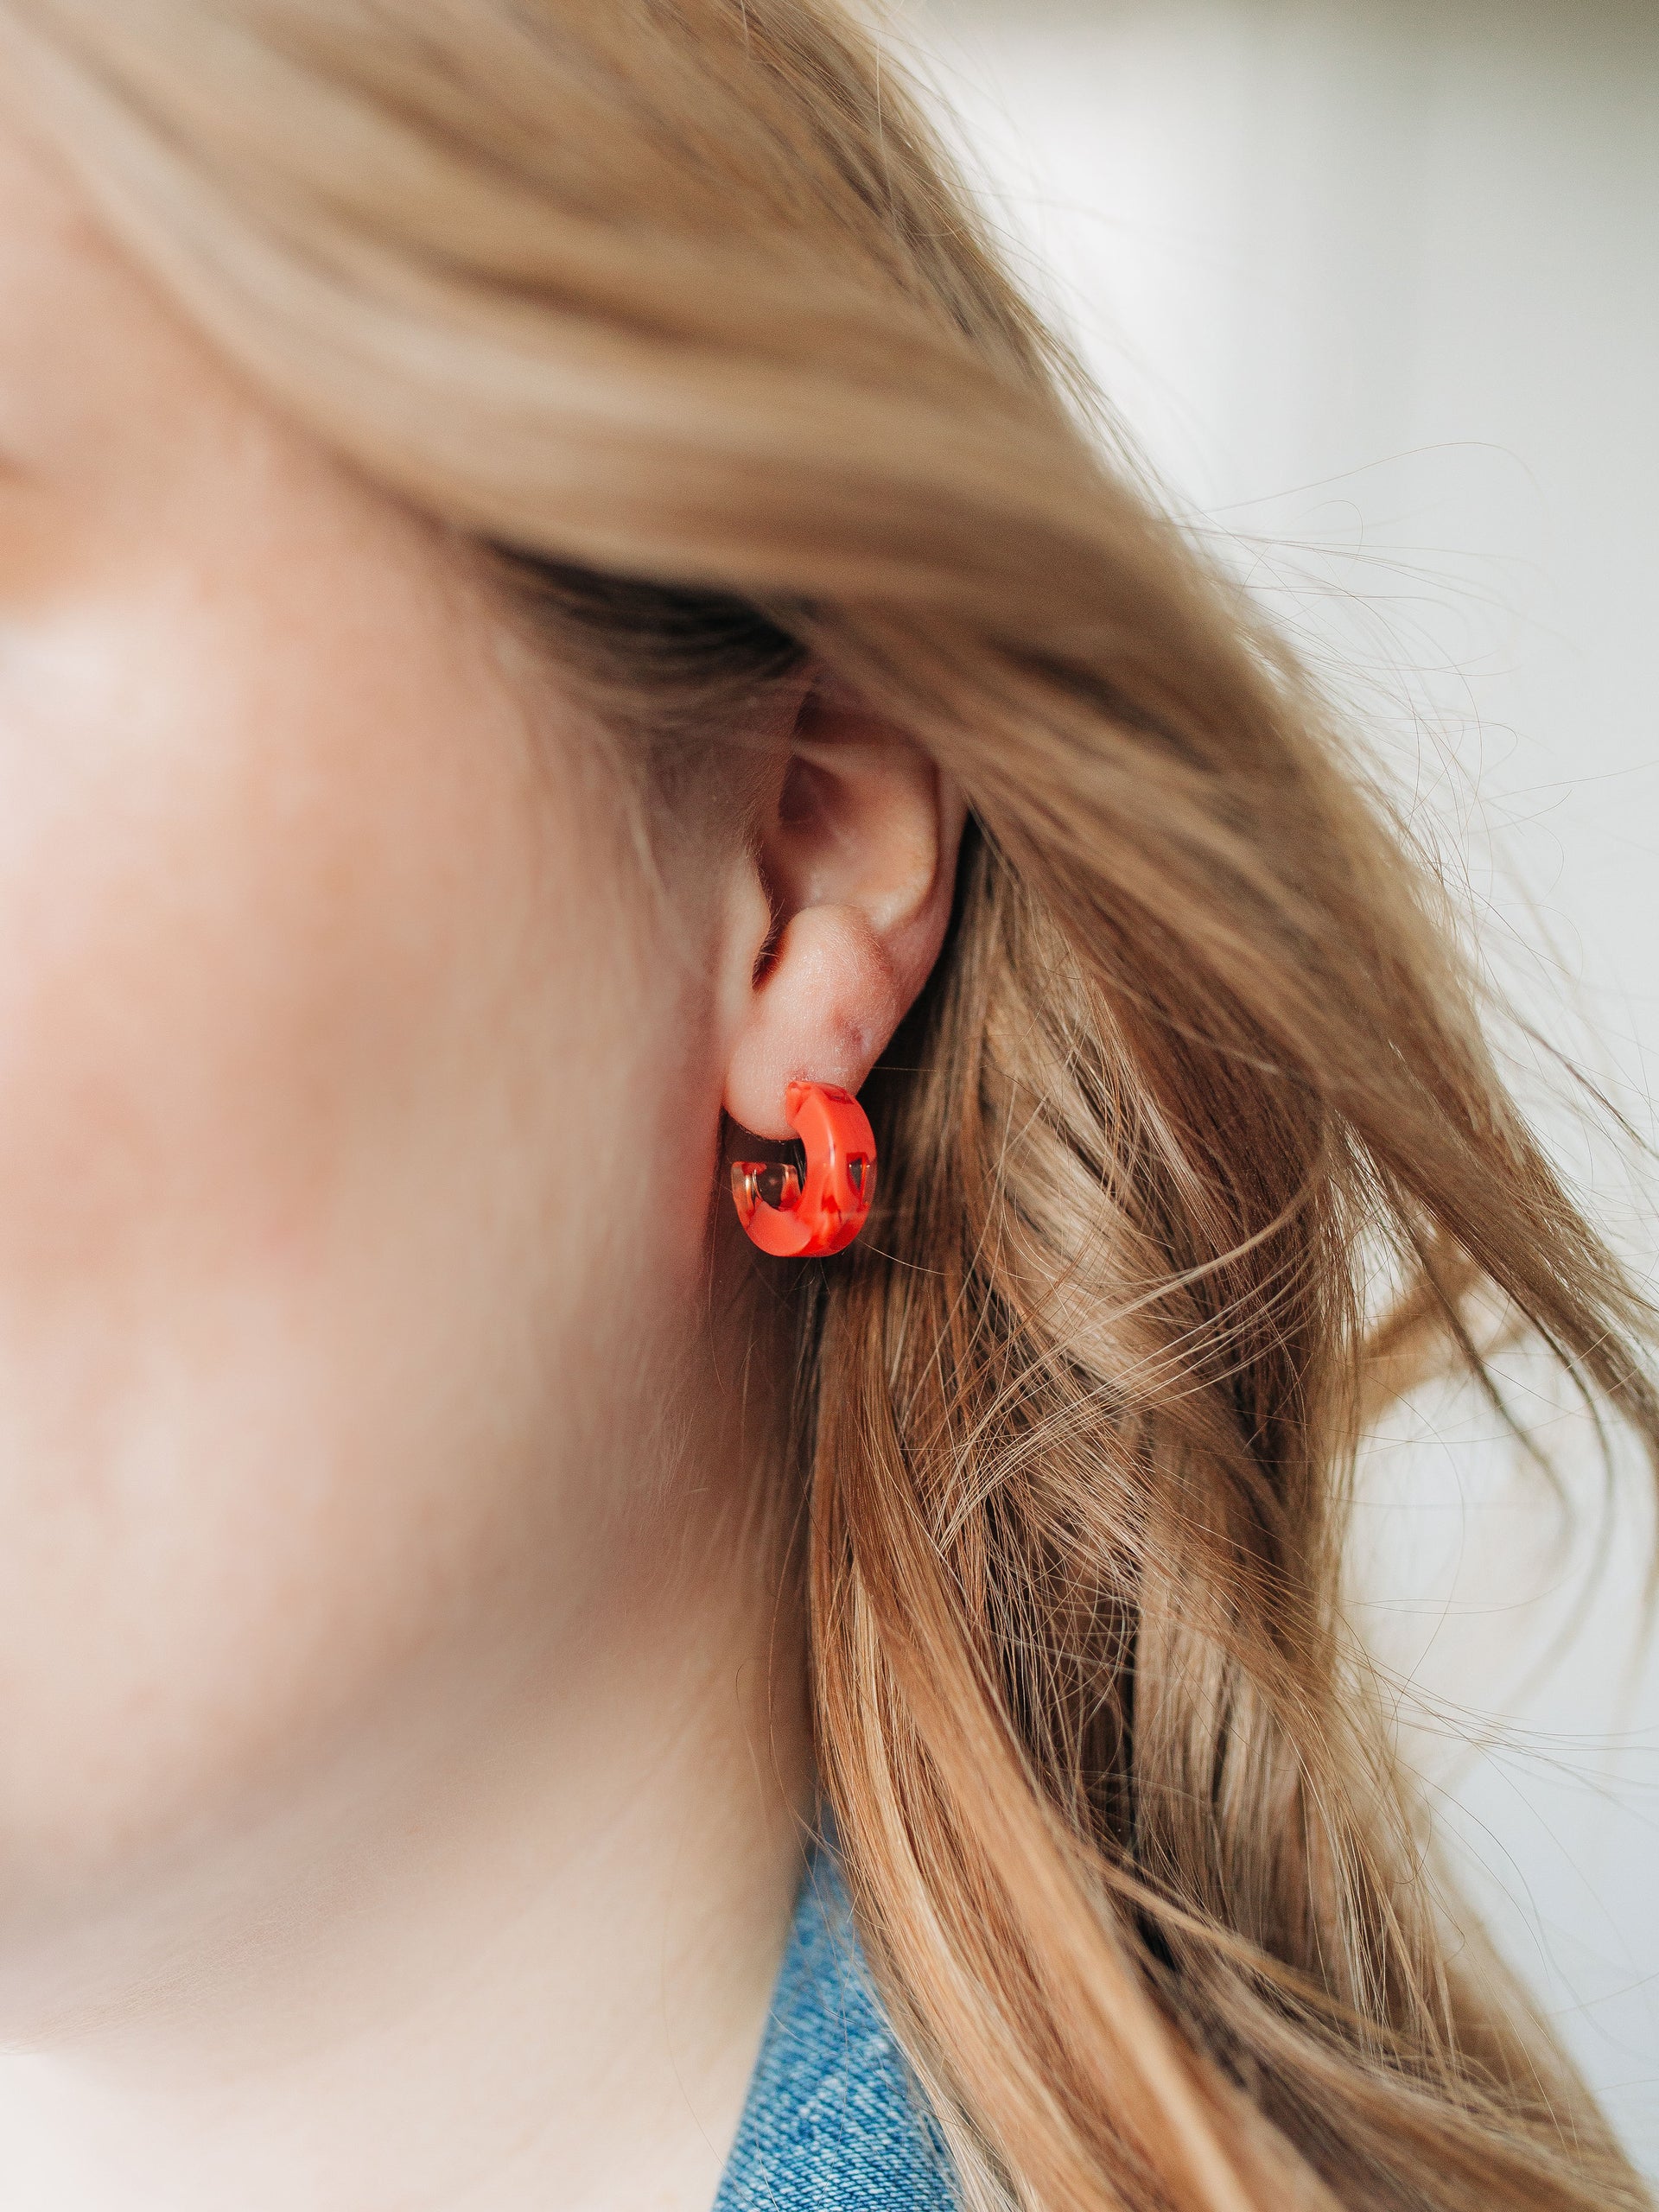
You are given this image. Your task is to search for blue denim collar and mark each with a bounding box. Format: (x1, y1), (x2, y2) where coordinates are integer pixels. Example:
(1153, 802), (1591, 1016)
(713, 1848), (960, 2210)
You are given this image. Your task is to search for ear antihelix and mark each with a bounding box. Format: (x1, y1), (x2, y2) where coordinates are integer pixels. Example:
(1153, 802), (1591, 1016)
(731, 1081), (876, 1257)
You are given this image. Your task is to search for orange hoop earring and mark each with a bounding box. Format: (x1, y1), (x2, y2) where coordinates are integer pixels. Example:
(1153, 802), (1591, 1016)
(731, 1081), (876, 1257)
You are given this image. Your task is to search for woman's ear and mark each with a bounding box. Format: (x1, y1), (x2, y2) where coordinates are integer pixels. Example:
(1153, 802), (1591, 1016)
(718, 678), (967, 1141)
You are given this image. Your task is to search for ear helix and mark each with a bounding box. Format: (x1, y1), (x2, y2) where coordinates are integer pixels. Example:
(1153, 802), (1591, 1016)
(731, 1081), (877, 1257)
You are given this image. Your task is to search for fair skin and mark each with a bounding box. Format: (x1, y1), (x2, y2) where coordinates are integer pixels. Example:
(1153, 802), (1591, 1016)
(0, 122), (963, 2212)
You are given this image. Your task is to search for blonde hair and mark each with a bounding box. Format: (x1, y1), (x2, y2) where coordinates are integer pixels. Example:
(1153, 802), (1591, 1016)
(8, 3), (1655, 2208)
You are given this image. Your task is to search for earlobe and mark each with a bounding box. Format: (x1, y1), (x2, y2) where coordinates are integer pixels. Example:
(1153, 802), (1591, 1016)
(723, 904), (903, 1140)
(718, 683), (963, 1143)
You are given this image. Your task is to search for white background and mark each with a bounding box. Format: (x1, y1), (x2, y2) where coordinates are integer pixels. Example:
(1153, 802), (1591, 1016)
(897, 0), (1659, 2171)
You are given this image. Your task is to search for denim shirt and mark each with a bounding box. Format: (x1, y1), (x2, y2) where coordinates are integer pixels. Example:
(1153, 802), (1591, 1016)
(713, 1853), (960, 2211)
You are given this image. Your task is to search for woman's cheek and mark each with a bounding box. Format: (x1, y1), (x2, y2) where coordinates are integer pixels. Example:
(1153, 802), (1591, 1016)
(0, 546), (666, 1914)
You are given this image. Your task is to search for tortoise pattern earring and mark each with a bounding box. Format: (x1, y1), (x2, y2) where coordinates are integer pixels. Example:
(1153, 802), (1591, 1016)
(731, 1081), (876, 1257)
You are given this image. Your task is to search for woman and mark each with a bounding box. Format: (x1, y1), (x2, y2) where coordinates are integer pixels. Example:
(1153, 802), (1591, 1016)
(0, 3), (1649, 2209)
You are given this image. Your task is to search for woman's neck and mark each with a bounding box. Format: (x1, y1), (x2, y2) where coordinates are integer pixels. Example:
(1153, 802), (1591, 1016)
(0, 1555), (813, 2212)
